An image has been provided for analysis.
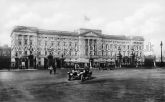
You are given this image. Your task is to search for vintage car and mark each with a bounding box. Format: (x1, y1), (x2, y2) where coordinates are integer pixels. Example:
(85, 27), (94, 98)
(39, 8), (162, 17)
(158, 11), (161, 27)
(67, 67), (92, 82)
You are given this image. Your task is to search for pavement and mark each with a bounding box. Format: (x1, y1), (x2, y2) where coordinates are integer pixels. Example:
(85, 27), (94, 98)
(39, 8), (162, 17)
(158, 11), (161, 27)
(0, 68), (165, 102)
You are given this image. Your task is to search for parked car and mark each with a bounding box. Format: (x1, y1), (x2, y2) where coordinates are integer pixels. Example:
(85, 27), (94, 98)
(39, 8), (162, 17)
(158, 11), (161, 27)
(67, 67), (92, 82)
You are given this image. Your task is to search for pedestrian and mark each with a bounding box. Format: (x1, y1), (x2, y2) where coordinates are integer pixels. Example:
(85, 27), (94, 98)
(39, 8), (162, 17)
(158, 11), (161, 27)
(49, 66), (53, 74)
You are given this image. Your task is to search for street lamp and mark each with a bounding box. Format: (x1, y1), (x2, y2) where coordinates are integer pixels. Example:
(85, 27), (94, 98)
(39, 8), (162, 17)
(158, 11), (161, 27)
(160, 41), (163, 66)
(131, 48), (135, 66)
(118, 47), (122, 68)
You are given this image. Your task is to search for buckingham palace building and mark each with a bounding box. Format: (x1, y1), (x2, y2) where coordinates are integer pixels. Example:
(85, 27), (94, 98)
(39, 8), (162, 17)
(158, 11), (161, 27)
(11, 26), (144, 69)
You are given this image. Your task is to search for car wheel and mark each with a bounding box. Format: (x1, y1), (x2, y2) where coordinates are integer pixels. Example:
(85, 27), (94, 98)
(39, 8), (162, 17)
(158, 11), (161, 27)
(68, 75), (72, 81)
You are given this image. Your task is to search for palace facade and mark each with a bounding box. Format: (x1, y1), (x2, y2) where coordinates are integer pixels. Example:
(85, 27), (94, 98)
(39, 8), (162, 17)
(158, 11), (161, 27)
(11, 26), (144, 69)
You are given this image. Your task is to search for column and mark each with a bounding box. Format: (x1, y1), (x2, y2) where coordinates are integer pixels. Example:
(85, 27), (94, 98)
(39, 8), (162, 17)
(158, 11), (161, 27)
(27, 35), (30, 55)
(88, 39), (90, 56)
(94, 39), (96, 56)
(91, 39), (93, 55)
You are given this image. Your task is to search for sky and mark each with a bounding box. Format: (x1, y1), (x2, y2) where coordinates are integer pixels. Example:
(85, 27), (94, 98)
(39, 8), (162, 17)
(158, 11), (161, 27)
(0, 0), (165, 56)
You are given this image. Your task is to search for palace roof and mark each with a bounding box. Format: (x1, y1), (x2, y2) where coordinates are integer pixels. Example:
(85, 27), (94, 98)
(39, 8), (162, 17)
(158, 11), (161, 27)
(38, 29), (78, 37)
(12, 26), (144, 41)
(102, 34), (144, 41)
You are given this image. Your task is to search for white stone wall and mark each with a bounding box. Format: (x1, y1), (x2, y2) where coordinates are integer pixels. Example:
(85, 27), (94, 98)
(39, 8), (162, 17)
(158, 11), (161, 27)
(11, 27), (145, 68)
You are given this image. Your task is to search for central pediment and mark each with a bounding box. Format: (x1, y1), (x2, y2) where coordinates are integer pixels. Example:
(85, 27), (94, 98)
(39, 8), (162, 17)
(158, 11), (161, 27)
(13, 26), (38, 33)
(85, 32), (98, 37)
(79, 31), (102, 37)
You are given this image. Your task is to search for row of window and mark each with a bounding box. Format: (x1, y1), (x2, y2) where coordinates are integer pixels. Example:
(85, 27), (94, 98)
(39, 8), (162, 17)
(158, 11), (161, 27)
(18, 39), (33, 46)
(17, 39), (143, 51)
(85, 50), (143, 57)
(39, 41), (78, 47)
(102, 44), (143, 51)
(38, 35), (76, 39)
(84, 44), (143, 52)
(16, 50), (79, 56)
(102, 51), (142, 57)
(104, 40), (130, 44)
(15, 48), (143, 58)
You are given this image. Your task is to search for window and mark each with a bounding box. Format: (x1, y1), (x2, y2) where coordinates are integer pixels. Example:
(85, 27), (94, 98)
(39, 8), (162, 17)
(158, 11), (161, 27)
(30, 40), (33, 45)
(45, 41), (47, 46)
(45, 51), (47, 55)
(18, 35), (22, 39)
(123, 45), (125, 50)
(58, 51), (60, 55)
(18, 40), (22, 45)
(38, 51), (41, 55)
(64, 49), (66, 56)
(94, 50), (97, 56)
(127, 51), (129, 56)
(75, 52), (77, 56)
(58, 42), (60, 46)
(38, 40), (41, 46)
(38, 61), (41, 65)
(111, 51), (113, 56)
(106, 51), (108, 56)
(30, 51), (33, 55)
(19, 51), (22, 55)
(64, 42), (66, 46)
(24, 51), (27, 55)
(69, 50), (72, 56)
(139, 46), (141, 50)
(49, 37), (53, 40)
(51, 41), (54, 46)
(24, 39), (27, 45)
(136, 51), (139, 56)
(75, 43), (77, 47)
(123, 51), (126, 56)
(30, 36), (33, 39)
(106, 44), (108, 50)
(69, 42), (72, 46)
(110, 44), (112, 49)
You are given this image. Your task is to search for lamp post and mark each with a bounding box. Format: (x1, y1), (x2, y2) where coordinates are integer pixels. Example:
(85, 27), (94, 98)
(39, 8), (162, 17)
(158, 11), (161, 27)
(118, 47), (121, 68)
(60, 54), (65, 68)
(131, 48), (134, 66)
(160, 41), (163, 66)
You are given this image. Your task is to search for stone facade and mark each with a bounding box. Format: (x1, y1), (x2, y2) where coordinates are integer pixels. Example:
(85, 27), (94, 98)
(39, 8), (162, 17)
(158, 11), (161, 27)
(11, 26), (144, 69)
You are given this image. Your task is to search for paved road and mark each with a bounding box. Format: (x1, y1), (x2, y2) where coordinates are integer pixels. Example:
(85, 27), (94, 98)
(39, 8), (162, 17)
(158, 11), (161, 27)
(0, 68), (165, 102)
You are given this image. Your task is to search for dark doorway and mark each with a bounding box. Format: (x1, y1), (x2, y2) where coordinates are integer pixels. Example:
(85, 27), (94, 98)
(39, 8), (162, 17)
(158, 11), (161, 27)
(25, 58), (28, 69)
(28, 55), (34, 68)
(15, 58), (19, 69)
(48, 54), (53, 67)
(44, 58), (48, 69)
